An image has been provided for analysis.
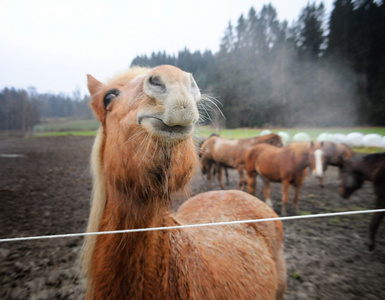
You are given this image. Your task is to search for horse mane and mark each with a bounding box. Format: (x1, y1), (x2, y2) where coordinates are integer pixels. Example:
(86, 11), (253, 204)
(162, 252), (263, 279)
(81, 67), (152, 276)
(363, 152), (385, 165)
(81, 127), (106, 277)
(106, 66), (150, 86)
(288, 142), (310, 164)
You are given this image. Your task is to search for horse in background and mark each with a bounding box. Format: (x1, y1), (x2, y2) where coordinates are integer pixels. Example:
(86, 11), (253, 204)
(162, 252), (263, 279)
(340, 152), (385, 250)
(200, 134), (283, 190)
(82, 65), (287, 299)
(198, 133), (229, 185)
(246, 142), (325, 216)
(317, 141), (355, 187)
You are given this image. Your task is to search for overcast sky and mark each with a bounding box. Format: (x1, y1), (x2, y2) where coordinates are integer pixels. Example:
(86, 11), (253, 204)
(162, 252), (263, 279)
(0, 0), (333, 96)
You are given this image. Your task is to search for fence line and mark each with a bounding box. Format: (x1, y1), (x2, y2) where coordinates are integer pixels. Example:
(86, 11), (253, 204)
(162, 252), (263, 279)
(1, 208), (385, 244)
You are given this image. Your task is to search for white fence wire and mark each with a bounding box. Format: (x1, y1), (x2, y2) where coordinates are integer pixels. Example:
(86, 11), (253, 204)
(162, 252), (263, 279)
(1, 208), (385, 243)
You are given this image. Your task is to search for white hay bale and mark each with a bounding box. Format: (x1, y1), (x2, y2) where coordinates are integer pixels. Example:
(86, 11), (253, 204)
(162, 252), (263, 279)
(317, 132), (333, 142)
(362, 134), (383, 148)
(382, 136), (385, 148)
(346, 132), (364, 147)
(277, 131), (290, 145)
(260, 129), (272, 136)
(293, 132), (310, 142)
(330, 133), (347, 144)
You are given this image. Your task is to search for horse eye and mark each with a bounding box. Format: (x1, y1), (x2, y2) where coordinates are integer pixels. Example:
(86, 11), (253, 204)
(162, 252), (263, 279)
(103, 90), (120, 109)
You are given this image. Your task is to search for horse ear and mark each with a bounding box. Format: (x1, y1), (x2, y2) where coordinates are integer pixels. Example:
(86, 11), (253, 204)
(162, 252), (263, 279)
(310, 141), (314, 149)
(87, 74), (105, 122)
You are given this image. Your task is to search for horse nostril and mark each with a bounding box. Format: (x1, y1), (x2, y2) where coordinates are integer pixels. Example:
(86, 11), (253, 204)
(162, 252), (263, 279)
(148, 75), (166, 91)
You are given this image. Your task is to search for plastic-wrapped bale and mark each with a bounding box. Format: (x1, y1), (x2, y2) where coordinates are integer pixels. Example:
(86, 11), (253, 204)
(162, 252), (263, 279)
(260, 129), (272, 136)
(331, 133), (347, 144)
(346, 132), (364, 147)
(362, 134), (383, 148)
(277, 131), (290, 145)
(317, 132), (333, 142)
(293, 132), (310, 142)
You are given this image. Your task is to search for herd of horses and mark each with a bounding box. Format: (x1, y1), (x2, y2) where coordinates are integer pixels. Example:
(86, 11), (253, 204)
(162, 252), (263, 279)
(199, 132), (385, 251)
(81, 65), (384, 299)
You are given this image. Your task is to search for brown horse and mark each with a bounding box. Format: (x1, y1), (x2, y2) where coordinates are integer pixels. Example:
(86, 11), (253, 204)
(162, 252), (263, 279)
(198, 134), (230, 185)
(340, 152), (385, 250)
(81, 65), (286, 299)
(317, 141), (355, 187)
(200, 134), (283, 190)
(246, 142), (324, 216)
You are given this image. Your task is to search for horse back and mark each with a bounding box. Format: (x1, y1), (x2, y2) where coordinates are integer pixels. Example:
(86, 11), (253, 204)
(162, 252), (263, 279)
(246, 144), (288, 181)
(176, 190), (286, 299)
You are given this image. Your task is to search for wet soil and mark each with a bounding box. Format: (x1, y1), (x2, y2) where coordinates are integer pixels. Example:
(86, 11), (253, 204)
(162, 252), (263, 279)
(0, 136), (384, 299)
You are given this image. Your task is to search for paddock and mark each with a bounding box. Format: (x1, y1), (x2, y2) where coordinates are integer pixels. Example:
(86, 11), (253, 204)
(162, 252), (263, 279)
(1, 136), (385, 299)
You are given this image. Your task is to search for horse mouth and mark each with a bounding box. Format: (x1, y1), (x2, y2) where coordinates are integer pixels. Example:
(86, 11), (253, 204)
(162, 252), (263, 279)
(138, 116), (194, 141)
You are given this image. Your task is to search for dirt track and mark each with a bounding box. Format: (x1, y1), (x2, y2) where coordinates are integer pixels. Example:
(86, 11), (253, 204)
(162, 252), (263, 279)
(0, 136), (384, 299)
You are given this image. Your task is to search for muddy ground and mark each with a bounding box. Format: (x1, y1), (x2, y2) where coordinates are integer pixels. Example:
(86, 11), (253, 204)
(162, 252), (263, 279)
(0, 136), (384, 299)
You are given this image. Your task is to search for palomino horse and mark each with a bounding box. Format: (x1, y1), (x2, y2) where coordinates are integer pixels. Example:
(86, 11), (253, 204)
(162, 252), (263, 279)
(200, 134), (283, 190)
(82, 65), (286, 299)
(246, 142), (324, 216)
(340, 152), (385, 250)
(317, 141), (355, 187)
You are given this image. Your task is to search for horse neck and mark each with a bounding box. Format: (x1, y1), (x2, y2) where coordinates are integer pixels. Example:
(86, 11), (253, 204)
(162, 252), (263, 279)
(89, 155), (195, 298)
(359, 154), (385, 181)
(91, 189), (183, 298)
(290, 147), (310, 171)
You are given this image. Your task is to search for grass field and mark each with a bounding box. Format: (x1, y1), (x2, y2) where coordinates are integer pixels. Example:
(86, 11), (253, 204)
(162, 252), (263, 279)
(35, 119), (99, 133)
(196, 126), (385, 139)
(32, 119), (385, 153)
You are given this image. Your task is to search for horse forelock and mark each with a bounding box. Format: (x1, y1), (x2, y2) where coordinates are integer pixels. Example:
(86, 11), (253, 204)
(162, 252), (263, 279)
(106, 66), (150, 87)
(81, 127), (106, 279)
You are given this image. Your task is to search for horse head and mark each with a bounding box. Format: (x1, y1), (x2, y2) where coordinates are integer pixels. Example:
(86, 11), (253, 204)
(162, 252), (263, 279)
(87, 65), (201, 192)
(339, 157), (364, 198)
(308, 141), (325, 179)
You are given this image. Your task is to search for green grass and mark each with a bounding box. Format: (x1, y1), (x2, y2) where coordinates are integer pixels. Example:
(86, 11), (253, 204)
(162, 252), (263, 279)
(33, 120), (385, 153)
(197, 126), (385, 140)
(35, 119), (100, 132)
(38, 131), (98, 136)
(353, 147), (384, 154)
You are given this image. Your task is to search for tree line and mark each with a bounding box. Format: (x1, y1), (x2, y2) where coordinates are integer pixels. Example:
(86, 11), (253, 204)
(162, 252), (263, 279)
(0, 87), (92, 131)
(1, 0), (384, 131)
(131, 0), (385, 128)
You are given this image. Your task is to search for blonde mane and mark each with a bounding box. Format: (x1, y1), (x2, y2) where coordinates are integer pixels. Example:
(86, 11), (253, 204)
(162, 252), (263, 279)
(81, 66), (159, 278)
(81, 127), (105, 276)
(106, 66), (150, 86)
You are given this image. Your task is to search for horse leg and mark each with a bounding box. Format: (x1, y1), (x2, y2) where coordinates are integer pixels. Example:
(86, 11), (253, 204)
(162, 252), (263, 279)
(225, 168), (229, 186)
(216, 164), (226, 190)
(281, 180), (290, 216)
(369, 211), (385, 251)
(262, 178), (273, 207)
(293, 181), (304, 216)
(369, 185), (385, 250)
(247, 170), (257, 196)
(207, 163), (213, 189)
(319, 177), (325, 188)
(237, 166), (246, 190)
